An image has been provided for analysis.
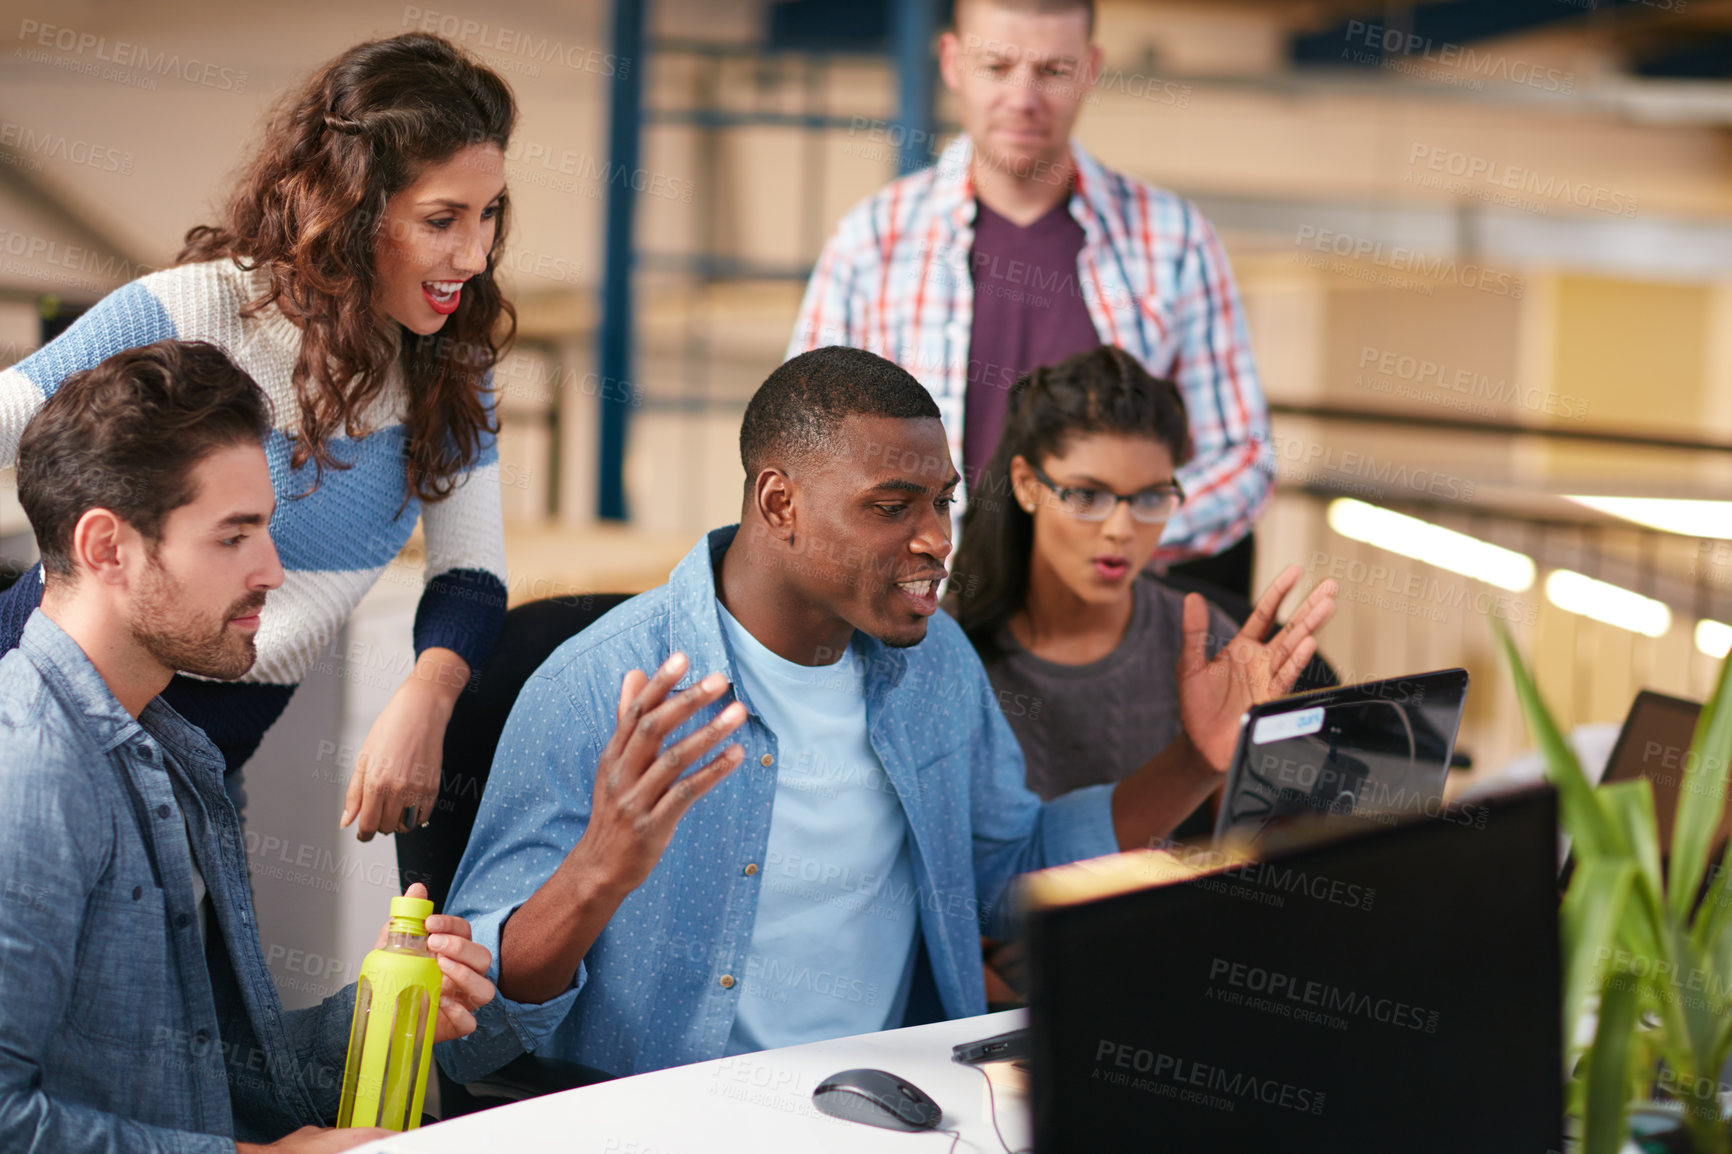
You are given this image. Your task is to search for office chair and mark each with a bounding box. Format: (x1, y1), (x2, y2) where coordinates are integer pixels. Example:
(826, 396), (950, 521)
(394, 590), (634, 1117)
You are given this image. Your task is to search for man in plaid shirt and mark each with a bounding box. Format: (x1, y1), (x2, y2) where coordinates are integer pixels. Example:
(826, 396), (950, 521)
(788, 0), (1272, 587)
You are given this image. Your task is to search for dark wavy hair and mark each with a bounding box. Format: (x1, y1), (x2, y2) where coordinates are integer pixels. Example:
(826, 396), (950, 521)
(950, 345), (1191, 659)
(178, 32), (516, 503)
(19, 341), (272, 581)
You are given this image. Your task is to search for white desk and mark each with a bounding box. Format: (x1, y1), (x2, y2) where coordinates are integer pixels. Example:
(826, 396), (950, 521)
(357, 1011), (1030, 1154)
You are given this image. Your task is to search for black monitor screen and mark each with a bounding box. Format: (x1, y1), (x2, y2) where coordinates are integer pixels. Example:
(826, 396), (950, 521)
(1028, 787), (1561, 1154)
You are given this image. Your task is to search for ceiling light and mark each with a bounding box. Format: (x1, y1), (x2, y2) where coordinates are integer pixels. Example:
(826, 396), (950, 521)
(1544, 570), (1672, 638)
(1326, 499), (1536, 591)
(1697, 620), (1732, 659)
(1564, 496), (1732, 540)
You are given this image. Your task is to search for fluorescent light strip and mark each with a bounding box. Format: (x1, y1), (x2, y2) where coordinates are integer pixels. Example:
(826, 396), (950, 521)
(1325, 499), (1536, 592)
(1565, 495), (1732, 540)
(1698, 620), (1732, 659)
(1544, 570), (1672, 638)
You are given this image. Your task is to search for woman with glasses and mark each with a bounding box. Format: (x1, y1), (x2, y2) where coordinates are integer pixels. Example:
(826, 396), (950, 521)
(948, 345), (1337, 825)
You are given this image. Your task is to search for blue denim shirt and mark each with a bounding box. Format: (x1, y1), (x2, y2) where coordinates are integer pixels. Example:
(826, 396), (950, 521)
(440, 526), (1118, 1081)
(0, 611), (354, 1152)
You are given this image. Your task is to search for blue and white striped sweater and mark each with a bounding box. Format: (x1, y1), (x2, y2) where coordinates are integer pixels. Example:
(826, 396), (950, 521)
(0, 259), (508, 693)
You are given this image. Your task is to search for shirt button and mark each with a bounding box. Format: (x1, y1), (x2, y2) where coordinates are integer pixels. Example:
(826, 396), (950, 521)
(177, 913), (191, 929)
(743, 863), (758, 876)
(131, 885), (143, 901)
(719, 974), (736, 989)
(194, 1028), (211, 1045)
(759, 754), (774, 768)
(155, 804), (170, 819)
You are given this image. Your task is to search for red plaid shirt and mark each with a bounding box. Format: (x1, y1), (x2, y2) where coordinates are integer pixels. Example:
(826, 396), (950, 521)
(789, 136), (1272, 561)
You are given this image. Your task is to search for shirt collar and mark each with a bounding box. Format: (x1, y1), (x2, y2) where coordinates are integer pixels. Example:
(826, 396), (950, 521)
(936, 134), (1116, 249)
(19, 609), (224, 774)
(665, 526), (908, 714)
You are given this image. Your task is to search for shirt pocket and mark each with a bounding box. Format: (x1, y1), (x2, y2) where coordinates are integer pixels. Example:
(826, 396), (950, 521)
(65, 881), (181, 1051)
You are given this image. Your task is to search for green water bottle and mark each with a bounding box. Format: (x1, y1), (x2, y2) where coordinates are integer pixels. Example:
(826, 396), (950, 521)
(336, 896), (442, 1131)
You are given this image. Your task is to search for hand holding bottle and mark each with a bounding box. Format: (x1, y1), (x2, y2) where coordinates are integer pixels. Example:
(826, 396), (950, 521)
(372, 882), (494, 1042)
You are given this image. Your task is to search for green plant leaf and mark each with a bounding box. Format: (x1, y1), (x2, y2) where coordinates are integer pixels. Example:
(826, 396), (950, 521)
(1690, 836), (1732, 952)
(1583, 969), (1641, 1154)
(1668, 927), (1722, 1079)
(1562, 859), (1635, 1066)
(1671, 651), (1732, 925)
(1601, 780), (1665, 915)
(1494, 621), (1626, 859)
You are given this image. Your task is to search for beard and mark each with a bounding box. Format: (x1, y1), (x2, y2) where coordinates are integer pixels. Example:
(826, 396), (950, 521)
(130, 557), (266, 681)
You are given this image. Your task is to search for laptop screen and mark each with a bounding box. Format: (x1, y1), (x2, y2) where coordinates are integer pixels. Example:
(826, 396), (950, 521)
(1602, 689), (1710, 857)
(1213, 669), (1469, 846)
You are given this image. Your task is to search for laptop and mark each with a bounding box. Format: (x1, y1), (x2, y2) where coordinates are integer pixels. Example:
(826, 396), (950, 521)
(1025, 786), (1561, 1153)
(1211, 669), (1471, 847)
(1599, 689), (1711, 858)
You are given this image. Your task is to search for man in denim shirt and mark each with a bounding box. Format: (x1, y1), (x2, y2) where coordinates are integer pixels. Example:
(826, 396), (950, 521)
(0, 341), (496, 1153)
(441, 347), (1332, 1081)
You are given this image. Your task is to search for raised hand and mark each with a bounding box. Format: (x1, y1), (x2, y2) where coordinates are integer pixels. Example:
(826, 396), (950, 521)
(572, 652), (748, 896)
(496, 652), (748, 1004)
(1177, 565), (1338, 773)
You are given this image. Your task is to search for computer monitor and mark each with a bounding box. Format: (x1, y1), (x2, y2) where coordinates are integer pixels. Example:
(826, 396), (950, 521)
(1213, 669), (1470, 847)
(1026, 786), (1561, 1153)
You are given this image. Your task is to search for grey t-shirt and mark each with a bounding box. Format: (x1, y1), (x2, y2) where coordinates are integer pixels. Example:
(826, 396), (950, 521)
(979, 576), (1237, 803)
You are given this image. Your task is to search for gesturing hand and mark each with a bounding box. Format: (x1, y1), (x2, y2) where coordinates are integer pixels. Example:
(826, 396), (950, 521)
(1177, 565), (1339, 773)
(571, 652), (748, 898)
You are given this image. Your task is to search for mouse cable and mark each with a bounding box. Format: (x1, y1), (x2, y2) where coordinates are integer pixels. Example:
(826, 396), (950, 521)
(971, 1061), (1032, 1154)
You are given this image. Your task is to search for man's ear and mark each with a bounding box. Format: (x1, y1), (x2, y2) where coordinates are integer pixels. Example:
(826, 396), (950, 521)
(68, 507), (134, 588)
(938, 29), (963, 92)
(753, 468), (797, 541)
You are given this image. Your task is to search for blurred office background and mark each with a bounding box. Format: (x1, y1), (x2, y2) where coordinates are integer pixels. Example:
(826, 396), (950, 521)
(1, 0), (1730, 1003)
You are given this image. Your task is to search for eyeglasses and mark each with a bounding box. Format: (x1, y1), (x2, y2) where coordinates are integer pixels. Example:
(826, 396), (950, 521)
(1029, 464), (1185, 524)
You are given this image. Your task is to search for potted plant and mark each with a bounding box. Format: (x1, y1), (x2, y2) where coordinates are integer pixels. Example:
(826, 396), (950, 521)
(1498, 624), (1732, 1154)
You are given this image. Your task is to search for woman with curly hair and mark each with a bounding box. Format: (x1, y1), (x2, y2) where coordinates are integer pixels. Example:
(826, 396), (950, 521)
(0, 32), (516, 842)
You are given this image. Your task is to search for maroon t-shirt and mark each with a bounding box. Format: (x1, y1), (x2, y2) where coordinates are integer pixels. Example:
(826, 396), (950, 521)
(963, 198), (1102, 485)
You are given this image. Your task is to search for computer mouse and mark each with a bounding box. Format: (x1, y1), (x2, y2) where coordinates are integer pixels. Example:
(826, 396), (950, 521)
(812, 1067), (943, 1131)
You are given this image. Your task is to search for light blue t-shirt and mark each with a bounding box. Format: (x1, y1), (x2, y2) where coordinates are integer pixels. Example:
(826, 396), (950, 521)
(718, 603), (920, 1054)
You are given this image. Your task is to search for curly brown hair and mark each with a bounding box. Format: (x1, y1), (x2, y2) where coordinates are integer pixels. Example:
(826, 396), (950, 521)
(178, 32), (516, 502)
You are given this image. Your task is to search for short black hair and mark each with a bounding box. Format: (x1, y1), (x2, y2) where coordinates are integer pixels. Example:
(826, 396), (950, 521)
(740, 346), (941, 481)
(18, 340), (273, 580)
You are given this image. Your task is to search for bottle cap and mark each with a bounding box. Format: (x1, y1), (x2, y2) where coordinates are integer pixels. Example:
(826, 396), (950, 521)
(390, 896), (435, 923)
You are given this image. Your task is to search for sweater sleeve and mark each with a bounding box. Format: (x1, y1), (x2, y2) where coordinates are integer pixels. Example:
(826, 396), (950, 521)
(0, 281), (179, 467)
(413, 372), (507, 672)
